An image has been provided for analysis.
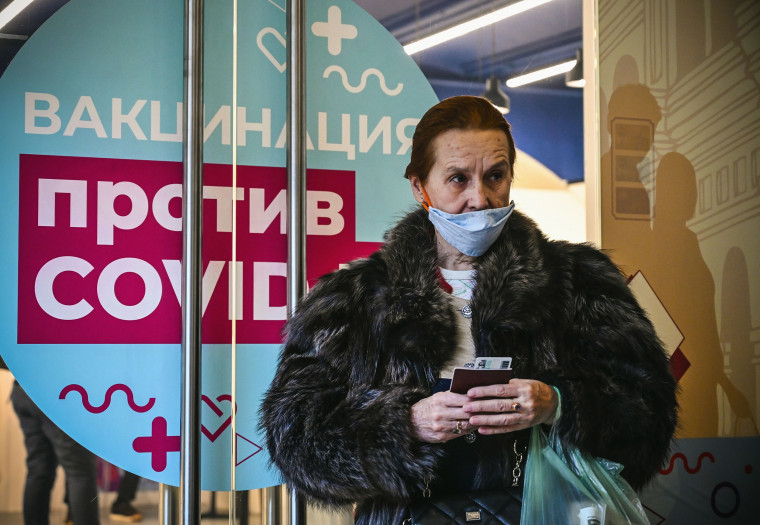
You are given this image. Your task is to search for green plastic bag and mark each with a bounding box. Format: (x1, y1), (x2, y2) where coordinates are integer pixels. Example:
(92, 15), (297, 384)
(520, 426), (650, 524)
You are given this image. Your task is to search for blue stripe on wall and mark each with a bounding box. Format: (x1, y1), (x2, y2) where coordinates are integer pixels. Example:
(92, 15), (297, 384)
(431, 83), (584, 183)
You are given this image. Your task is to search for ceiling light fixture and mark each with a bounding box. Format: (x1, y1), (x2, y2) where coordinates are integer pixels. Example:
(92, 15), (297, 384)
(483, 75), (510, 114)
(403, 0), (554, 56)
(0, 0), (35, 31)
(506, 59), (576, 88)
(565, 48), (585, 88)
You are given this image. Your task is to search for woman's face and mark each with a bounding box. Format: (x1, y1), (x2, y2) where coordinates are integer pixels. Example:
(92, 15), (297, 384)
(410, 128), (513, 214)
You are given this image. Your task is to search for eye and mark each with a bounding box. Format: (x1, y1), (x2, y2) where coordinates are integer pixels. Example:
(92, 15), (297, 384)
(487, 170), (505, 181)
(449, 173), (467, 184)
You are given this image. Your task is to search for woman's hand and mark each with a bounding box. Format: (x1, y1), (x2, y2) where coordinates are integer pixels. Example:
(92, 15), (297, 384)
(462, 379), (558, 435)
(410, 391), (474, 442)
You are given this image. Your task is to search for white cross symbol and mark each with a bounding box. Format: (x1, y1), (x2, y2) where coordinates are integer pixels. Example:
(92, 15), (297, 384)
(311, 5), (357, 56)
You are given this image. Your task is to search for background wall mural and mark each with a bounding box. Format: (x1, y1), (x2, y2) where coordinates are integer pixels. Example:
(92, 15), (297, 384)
(598, 1), (759, 522)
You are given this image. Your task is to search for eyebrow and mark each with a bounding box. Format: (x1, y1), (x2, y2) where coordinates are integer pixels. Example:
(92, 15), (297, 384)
(445, 159), (510, 174)
(486, 160), (510, 172)
(444, 164), (469, 174)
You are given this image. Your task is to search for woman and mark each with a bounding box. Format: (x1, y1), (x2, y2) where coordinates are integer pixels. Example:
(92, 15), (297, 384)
(260, 96), (678, 524)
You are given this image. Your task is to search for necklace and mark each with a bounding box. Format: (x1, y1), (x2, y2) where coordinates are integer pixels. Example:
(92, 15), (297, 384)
(461, 303), (472, 319)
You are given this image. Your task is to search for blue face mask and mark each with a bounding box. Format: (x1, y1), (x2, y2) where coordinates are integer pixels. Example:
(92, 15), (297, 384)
(427, 201), (515, 257)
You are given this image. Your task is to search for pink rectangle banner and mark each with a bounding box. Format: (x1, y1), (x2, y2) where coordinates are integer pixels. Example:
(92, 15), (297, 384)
(18, 154), (379, 344)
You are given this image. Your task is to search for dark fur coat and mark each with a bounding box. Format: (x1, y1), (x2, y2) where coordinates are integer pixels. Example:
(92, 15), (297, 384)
(260, 208), (678, 524)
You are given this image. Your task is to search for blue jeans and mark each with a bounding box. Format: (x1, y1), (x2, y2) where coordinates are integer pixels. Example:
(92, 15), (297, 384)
(11, 383), (100, 525)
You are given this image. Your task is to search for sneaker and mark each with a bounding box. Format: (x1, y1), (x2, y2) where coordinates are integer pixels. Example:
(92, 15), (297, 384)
(109, 501), (143, 523)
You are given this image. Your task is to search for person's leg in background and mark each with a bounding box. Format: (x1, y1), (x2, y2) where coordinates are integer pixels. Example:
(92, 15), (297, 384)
(63, 489), (72, 525)
(110, 471), (142, 522)
(44, 419), (100, 525)
(11, 382), (58, 525)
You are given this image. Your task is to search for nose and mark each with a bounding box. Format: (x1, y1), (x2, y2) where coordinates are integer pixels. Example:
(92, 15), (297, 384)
(466, 180), (489, 211)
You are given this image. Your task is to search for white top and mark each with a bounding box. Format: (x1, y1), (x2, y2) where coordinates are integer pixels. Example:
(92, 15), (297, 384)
(438, 267), (477, 378)
(439, 267), (477, 301)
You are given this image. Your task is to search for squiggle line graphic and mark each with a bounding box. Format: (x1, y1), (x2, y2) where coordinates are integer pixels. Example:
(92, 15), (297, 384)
(659, 451), (715, 475)
(323, 65), (404, 96)
(59, 384), (156, 414)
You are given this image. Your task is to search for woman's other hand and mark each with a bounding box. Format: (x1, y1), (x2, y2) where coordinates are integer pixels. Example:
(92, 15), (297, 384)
(462, 379), (558, 434)
(410, 391), (474, 442)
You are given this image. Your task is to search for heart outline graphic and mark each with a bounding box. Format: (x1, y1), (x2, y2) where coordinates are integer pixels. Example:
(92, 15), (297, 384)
(201, 394), (237, 443)
(256, 27), (286, 73)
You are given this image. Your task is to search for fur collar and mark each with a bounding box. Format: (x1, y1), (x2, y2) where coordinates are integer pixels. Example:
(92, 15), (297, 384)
(377, 207), (553, 380)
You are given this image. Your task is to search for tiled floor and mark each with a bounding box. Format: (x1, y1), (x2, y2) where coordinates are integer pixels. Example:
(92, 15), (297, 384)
(0, 497), (256, 525)
(0, 507), (241, 525)
(0, 491), (351, 525)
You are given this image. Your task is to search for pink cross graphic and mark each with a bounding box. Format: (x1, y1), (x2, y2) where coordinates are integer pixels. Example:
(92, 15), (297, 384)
(132, 417), (181, 472)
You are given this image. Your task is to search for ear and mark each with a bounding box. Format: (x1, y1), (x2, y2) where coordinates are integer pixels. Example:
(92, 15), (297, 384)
(409, 175), (425, 204)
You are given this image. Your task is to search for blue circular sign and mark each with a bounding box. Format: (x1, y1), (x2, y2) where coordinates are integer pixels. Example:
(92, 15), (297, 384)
(0, 0), (436, 490)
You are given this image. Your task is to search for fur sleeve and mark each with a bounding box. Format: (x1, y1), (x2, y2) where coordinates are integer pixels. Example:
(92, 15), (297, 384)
(539, 244), (678, 490)
(259, 258), (442, 507)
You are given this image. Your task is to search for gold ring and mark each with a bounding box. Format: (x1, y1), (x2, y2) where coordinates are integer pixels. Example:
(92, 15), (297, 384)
(511, 402), (521, 412)
(452, 420), (463, 434)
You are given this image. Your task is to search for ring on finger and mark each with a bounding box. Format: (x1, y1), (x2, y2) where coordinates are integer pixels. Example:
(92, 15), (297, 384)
(511, 402), (521, 412)
(452, 420), (463, 434)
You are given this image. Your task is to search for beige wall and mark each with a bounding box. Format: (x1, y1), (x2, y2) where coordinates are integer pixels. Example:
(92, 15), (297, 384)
(598, 0), (760, 439)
